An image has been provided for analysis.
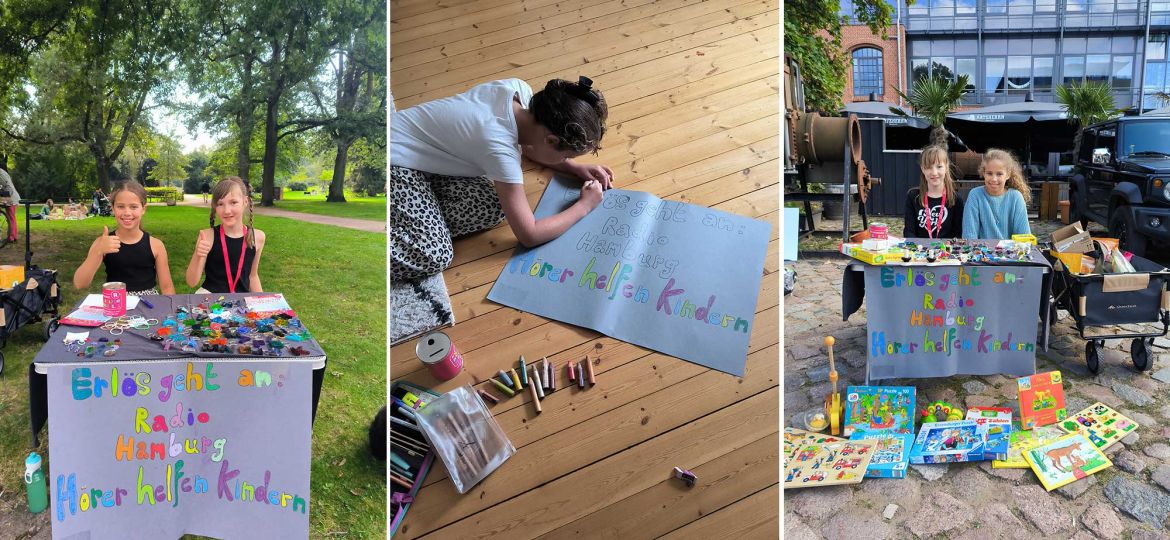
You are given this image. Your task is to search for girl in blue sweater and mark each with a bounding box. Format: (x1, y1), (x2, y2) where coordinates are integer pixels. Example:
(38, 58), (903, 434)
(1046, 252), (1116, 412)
(963, 148), (1032, 239)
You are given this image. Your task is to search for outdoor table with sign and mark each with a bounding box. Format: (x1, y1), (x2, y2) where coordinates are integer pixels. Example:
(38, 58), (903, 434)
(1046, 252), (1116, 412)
(841, 239), (1053, 383)
(29, 293), (325, 539)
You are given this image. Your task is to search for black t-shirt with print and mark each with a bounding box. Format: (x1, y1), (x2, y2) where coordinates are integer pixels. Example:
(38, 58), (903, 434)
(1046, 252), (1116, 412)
(903, 188), (965, 239)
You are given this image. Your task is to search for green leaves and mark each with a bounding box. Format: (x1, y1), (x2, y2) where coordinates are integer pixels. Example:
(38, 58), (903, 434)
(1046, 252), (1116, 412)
(1055, 81), (1120, 128)
(785, 0), (895, 112)
(894, 73), (970, 147)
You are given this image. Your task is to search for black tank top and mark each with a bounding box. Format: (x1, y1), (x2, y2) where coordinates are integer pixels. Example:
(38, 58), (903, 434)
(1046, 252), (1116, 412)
(202, 225), (256, 293)
(103, 231), (156, 292)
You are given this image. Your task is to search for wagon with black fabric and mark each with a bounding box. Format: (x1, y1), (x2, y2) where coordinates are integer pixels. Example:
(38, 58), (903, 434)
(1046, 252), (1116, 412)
(1045, 251), (1170, 374)
(0, 202), (63, 375)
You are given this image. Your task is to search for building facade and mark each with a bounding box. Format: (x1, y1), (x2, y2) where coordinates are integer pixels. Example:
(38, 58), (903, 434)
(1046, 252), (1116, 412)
(841, 0), (1170, 109)
(840, 23), (906, 103)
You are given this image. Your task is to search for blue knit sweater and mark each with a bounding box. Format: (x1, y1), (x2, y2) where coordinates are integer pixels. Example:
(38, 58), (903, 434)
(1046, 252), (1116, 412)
(962, 187), (1031, 239)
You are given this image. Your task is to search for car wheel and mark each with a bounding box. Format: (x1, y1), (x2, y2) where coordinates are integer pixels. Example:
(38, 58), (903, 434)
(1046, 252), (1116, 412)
(1109, 205), (1148, 257)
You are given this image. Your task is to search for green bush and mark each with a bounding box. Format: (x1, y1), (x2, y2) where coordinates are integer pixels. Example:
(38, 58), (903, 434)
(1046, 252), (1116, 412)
(144, 186), (183, 204)
(288, 181), (308, 192)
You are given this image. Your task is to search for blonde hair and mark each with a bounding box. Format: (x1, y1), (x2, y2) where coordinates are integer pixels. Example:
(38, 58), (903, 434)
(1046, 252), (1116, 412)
(979, 148), (1032, 205)
(918, 145), (957, 207)
(210, 176), (256, 248)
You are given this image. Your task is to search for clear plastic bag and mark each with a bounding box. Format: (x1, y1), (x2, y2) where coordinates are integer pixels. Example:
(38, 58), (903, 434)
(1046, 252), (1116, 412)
(414, 385), (515, 494)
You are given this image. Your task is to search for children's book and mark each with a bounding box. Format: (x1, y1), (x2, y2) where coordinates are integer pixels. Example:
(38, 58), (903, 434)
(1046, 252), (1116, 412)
(842, 386), (916, 438)
(965, 407), (1012, 461)
(1057, 402), (1138, 451)
(1017, 370), (1067, 429)
(850, 431), (913, 478)
(909, 420), (986, 464)
(1023, 432), (1113, 491)
(992, 422), (1066, 469)
(784, 437), (876, 489)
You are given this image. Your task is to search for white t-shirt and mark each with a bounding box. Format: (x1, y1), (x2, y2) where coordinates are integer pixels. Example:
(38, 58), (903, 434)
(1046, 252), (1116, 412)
(391, 79), (533, 184)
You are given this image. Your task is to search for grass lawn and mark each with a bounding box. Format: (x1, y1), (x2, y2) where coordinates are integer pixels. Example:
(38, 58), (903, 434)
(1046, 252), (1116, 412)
(0, 206), (386, 538)
(271, 189), (386, 222)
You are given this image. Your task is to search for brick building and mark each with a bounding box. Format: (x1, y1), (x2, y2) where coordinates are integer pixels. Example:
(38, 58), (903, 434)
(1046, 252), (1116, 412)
(840, 23), (906, 104)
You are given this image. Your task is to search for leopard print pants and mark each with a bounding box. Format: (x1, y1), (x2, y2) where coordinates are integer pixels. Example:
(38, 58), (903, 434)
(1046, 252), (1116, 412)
(391, 166), (505, 282)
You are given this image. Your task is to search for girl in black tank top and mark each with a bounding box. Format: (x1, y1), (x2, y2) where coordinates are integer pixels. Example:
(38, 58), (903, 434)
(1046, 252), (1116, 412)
(71, 182), (176, 295)
(185, 177), (268, 293)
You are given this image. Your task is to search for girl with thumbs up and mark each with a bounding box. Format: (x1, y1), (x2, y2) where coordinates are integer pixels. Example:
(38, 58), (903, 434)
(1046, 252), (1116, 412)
(73, 181), (175, 295)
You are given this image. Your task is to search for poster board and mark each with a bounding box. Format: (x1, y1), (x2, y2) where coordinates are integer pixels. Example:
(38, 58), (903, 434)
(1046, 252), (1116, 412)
(47, 361), (312, 539)
(488, 176), (771, 376)
(861, 264), (1044, 380)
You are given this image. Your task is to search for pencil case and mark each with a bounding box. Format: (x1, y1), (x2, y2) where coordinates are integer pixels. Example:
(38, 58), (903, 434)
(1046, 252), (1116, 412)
(414, 385), (515, 494)
(390, 381), (439, 538)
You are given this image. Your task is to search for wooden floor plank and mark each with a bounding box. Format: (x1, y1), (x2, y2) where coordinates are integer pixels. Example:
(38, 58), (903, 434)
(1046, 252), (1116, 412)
(391, 3), (779, 538)
(402, 387), (779, 539)
(658, 484), (780, 540)
(393, 2), (772, 100)
(537, 433), (780, 540)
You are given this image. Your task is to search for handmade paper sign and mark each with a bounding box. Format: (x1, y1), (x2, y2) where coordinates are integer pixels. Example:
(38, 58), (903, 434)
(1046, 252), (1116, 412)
(862, 265), (1044, 380)
(47, 361), (311, 539)
(488, 176), (770, 376)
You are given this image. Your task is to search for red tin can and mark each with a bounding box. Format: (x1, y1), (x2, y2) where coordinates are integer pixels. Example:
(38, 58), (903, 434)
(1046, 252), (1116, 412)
(102, 282), (127, 317)
(869, 222), (889, 240)
(415, 331), (463, 381)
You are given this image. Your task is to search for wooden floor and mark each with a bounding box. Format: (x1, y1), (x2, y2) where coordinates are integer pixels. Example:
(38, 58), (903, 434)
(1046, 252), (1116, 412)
(389, 1), (780, 538)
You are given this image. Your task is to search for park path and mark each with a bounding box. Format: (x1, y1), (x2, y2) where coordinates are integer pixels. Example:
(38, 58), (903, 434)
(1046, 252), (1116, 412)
(174, 194), (385, 233)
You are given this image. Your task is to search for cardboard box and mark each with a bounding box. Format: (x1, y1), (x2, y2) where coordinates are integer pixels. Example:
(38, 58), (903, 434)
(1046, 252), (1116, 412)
(0, 265), (24, 288)
(1051, 223), (1094, 254)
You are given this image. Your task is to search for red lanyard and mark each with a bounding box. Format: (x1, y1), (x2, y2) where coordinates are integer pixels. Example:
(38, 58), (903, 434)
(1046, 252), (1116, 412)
(219, 226), (248, 293)
(923, 191), (946, 239)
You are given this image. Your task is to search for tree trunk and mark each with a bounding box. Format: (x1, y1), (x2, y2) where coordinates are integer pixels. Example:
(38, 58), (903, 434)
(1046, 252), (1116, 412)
(1072, 130), (1084, 165)
(327, 140), (350, 203)
(236, 113), (254, 182)
(930, 125), (948, 148)
(261, 95), (279, 207)
(94, 154), (111, 192)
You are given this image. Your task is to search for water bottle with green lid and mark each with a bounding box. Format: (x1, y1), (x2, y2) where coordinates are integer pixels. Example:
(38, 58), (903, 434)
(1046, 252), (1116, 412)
(25, 452), (47, 514)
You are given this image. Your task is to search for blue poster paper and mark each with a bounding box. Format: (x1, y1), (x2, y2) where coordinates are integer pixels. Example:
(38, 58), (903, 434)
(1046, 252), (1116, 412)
(487, 176), (771, 376)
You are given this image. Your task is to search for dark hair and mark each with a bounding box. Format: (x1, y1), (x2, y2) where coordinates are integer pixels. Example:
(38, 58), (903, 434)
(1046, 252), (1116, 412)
(110, 180), (147, 206)
(529, 77), (608, 154)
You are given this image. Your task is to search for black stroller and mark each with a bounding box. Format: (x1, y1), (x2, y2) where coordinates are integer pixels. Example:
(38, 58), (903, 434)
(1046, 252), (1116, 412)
(92, 195), (111, 217)
(0, 202), (62, 375)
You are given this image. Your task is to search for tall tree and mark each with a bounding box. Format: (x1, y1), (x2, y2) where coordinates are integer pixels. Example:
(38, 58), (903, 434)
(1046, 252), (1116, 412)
(785, 0), (895, 112)
(1056, 81), (1119, 160)
(147, 135), (189, 187)
(2, 0), (192, 190)
(893, 74), (971, 148)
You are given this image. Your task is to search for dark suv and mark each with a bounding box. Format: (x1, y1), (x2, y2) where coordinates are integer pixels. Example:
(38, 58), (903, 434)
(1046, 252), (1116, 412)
(1070, 116), (1170, 256)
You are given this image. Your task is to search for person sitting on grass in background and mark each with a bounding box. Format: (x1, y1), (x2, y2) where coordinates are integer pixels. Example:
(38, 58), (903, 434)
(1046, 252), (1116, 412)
(73, 181), (176, 295)
(185, 176), (266, 293)
(32, 198), (54, 220)
(963, 148), (1032, 240)
(904, 145), (964, 239)
(390, 76), (612, 283)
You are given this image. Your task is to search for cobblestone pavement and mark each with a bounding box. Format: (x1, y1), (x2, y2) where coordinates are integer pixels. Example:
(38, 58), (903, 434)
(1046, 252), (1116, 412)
(784, 219), (1170, 539)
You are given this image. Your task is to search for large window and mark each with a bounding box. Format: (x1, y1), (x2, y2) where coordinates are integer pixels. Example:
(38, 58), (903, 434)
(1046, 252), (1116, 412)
(853, 47), (884, 97)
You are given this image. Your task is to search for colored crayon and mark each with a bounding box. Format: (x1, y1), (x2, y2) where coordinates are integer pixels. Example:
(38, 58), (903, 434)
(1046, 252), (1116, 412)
(578, 362), (586, 388)
(544, 358), (552, 390)
(529, 378), (542, 413)
(586, 356), (596, 384)
(532, 367), (544, 399)
(550, 360), (557, 391)
(478, 388), (499, 404)
(568, 361), (576, 381)
(390, 463), (415, 479)
(519, 357), (528, 386)
(490, 378), (516, 397)
(510, 368), (523, 391)
(396, 404), (418, 420)
(390, 473), (414, 489)
(498, 369), (514, 387)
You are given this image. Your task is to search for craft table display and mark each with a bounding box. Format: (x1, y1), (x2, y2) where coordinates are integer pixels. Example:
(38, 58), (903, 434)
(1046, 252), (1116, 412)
(488, 176), (771, 376)
(29, 293), (326, 539)
(841, 239), (1053, 382)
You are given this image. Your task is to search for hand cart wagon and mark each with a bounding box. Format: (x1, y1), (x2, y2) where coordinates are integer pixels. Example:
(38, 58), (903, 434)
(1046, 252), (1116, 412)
(0, 202), (63, 375)
(1045, 249), (1170, 374)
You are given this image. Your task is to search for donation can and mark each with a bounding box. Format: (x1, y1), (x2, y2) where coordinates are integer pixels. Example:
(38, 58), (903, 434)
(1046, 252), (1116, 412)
(869, 222), (889, 240)
(102, 281), (127, 317)
(415, 331), (464, 381)
(25, 452), (47, 514)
